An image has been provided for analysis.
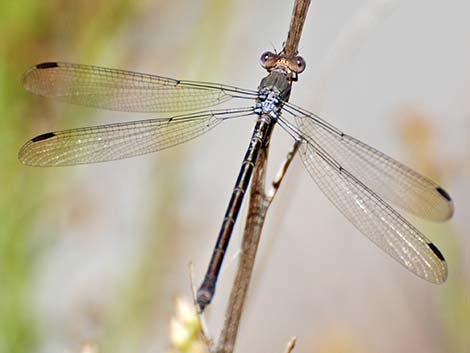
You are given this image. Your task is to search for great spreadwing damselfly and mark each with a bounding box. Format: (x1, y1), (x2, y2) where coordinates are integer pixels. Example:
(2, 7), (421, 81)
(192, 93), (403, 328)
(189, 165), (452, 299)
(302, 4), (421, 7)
(19, 50), (453, 311)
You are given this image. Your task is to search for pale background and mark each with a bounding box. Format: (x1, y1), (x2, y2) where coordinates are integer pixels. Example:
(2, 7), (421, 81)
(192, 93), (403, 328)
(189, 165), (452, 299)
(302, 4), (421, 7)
(0, 1), (469, 353)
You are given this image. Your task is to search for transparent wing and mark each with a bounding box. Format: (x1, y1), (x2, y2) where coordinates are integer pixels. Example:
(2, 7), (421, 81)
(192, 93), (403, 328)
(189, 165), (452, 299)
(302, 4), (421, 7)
(297, 138), (447, 283)
(22, 62), (257, 113)
(282, 103), (453, 221)
(19, 107), (255, 166)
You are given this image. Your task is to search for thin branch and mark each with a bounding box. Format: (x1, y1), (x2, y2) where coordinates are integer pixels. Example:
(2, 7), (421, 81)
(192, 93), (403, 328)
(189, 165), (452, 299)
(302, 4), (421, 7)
(268, 141), (301, 201)
(216, 138), (298, 353)
(216, 141), (271, 353)
(283, 0), (312, 57)
(214, 1), (311, 352)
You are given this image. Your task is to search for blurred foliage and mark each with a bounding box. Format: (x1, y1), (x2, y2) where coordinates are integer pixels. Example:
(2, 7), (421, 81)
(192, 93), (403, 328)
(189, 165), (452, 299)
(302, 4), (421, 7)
(0, 2), (467, 353)
(98, 3), (236, 353)
(76, 342), (100, 353)
(0, 1), (134, 353)
(397, 108), (470, 353)
(311, 329), (366, 353)
(0, 1), (235, 352)
(168, 297), (207, 353)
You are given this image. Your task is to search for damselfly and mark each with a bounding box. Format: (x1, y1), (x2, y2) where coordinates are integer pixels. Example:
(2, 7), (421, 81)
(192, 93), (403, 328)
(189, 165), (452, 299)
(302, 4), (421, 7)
(19, 51), (453, 311)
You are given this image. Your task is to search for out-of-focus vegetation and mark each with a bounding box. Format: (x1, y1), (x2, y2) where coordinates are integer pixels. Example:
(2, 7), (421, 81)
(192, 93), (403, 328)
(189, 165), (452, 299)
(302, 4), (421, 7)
(0, 1), (133, 353)
(0, 2), (237, 353)
(0, 1), (468, 353)
(168, 297), (207, 353)
(397, 109), (470, 353)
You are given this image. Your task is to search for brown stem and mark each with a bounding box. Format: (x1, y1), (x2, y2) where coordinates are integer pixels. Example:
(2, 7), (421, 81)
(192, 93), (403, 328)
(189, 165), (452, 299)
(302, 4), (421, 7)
(283, 0), (311, 57)
(214, 1), (311, 352)
(216, 139), (271, 353)
(268, 141), (300, 201)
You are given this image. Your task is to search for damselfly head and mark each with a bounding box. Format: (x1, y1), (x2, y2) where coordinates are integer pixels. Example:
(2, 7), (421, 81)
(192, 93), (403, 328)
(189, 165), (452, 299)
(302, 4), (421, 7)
(259, 51), (306, 81)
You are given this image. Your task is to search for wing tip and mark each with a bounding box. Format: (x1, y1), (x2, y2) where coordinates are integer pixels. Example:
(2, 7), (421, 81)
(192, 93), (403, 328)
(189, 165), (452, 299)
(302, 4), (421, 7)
(18, 140), (33, 166)
(22, 62), (61, 92)
(18, 132), (56, 166)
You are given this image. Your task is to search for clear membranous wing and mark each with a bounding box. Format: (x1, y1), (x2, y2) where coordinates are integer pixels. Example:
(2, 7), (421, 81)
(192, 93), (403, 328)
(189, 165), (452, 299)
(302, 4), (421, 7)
(282, 102), (453, 221)
(22, 62), (257, 113)
(297, 139), (448, 283)
(20, 62), (258, 166)
(19, 108), (255, 166)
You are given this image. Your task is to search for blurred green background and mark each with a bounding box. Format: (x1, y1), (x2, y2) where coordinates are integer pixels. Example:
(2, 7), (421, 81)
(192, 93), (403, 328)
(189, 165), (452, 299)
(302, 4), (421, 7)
(0, 1), (468, 353)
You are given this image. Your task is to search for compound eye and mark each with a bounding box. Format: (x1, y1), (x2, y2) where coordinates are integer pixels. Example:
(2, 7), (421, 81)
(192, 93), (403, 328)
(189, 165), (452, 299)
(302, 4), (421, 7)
(295, 56), (306, 73)
(260, 51), (275, 68)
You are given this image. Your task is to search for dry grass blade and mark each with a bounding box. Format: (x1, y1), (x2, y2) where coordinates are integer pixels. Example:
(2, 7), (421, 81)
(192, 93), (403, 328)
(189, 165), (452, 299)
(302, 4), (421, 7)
(284, 337), (297, 353)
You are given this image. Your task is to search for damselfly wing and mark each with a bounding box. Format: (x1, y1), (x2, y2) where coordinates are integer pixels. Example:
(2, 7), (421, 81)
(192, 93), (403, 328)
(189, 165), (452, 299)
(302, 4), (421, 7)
(20, 55), (453, 310)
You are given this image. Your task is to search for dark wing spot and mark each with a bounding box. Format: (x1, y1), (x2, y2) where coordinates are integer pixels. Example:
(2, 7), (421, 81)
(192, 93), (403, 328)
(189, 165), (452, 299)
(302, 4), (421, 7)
(427, 242), (445, 262)
(436, 186), (452, 202)
(31, 132), (56, 142)
(36, 62), (59, 69)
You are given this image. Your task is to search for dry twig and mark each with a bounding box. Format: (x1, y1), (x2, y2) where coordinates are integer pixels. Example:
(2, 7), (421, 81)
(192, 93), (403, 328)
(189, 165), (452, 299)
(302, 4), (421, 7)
(214, 1), (311, 352)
